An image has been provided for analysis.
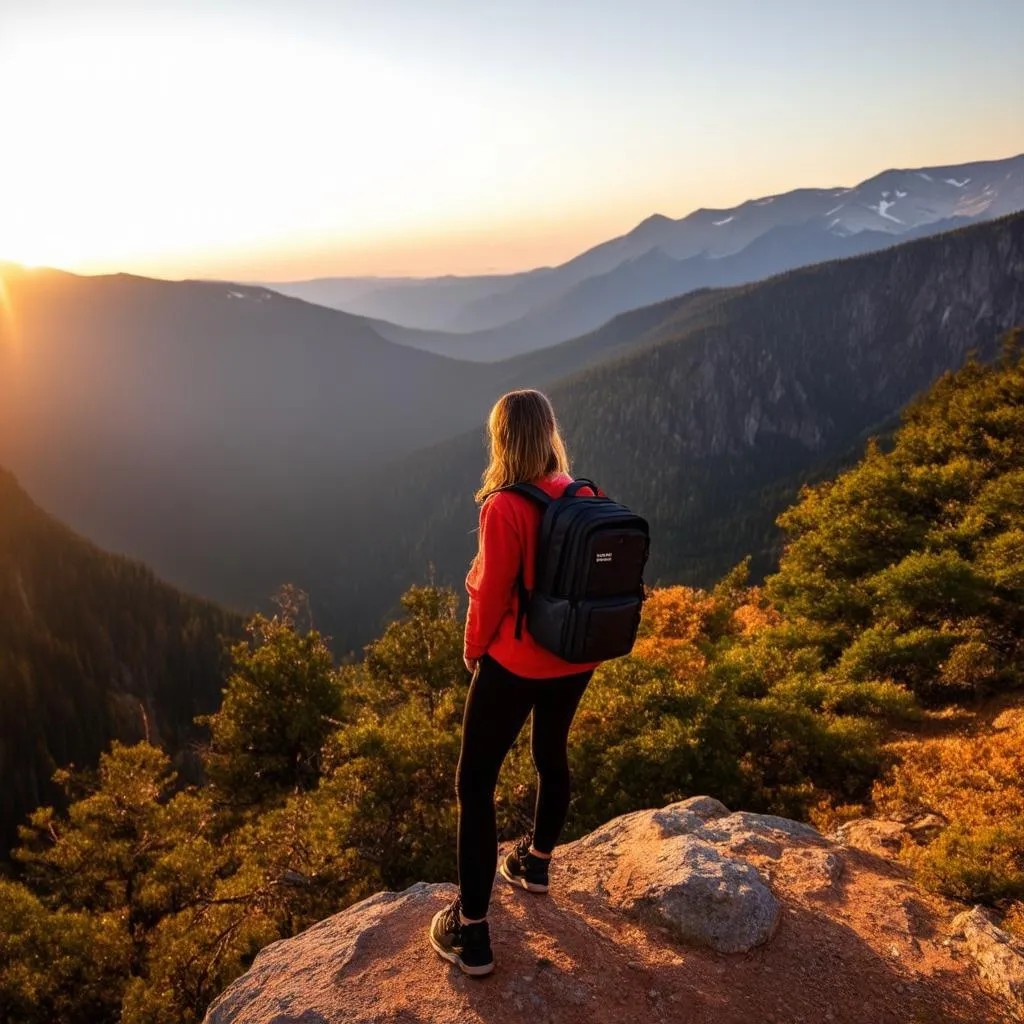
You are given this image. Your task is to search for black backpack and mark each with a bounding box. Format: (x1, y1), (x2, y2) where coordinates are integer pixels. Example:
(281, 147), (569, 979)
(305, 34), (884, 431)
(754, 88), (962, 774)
(500, 478), (650, 663)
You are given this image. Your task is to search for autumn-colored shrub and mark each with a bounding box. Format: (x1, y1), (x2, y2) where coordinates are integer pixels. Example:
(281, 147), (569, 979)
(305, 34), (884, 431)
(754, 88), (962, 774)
(638, 585), (718, 643)
(732, 589), (782, 637)
(874, 707), (1024, 913)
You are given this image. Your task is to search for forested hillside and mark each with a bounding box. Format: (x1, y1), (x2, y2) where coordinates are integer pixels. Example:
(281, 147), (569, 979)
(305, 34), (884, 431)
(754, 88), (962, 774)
(307, 213), (1024, 651)
(3, 344), (1024, 1023)
(0, 469), (239, 854)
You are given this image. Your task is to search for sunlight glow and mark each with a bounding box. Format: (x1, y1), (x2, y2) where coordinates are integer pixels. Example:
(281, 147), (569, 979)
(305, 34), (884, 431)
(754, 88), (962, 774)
(0, 270), (16, 354)
(0, 31), (525, 275)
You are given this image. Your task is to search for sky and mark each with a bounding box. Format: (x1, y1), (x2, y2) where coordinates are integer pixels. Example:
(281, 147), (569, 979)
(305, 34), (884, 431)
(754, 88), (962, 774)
(2, 0), (1023, 280)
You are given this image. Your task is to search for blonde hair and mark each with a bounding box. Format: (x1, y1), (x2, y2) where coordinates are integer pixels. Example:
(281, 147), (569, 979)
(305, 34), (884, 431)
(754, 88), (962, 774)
(475, 389), (570, 503)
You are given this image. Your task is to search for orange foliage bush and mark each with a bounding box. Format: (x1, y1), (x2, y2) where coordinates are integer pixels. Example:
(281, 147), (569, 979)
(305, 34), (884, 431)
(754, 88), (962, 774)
(634, 584), (783, 679)
(732, 588), (783, 637)
(629, 635), (706, 678)
(632, 586), (717, 675)
(875, 711), (1024, 826)
(639, 586), (719, 643)
(873, 705), (1024, 911)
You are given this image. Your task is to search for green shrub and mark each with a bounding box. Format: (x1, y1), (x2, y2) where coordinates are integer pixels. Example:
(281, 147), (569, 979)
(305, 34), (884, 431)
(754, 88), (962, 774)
(913, 820), (1024, 906)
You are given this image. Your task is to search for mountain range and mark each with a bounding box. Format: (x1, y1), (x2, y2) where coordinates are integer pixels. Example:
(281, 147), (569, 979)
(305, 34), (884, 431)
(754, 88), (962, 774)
(266, 153), (1024, 360)
(0, 263), (673, 609)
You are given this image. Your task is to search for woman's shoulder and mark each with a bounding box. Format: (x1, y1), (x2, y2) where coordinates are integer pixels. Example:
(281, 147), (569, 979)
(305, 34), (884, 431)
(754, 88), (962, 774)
(480, 473), (573, 511)
(480, 483), (546, 520)
(480, 489), (518, 516)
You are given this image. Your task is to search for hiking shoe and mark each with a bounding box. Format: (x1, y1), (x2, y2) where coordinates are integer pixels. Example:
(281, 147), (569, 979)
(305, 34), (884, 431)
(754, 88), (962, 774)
(500, 835), (550, 893)
(428, 895), (494, 977)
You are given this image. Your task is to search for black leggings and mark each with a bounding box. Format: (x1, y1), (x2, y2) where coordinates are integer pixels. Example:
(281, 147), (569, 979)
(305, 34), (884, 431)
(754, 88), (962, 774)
(455, 654), (593, 919)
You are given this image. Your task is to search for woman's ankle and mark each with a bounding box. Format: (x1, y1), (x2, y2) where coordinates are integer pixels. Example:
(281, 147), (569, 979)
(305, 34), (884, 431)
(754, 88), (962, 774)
(529, 846), (552, 860)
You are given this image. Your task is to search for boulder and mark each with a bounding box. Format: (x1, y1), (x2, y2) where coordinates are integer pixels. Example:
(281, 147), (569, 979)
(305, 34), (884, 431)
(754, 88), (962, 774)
(696, 810), (827, 847)
(548, 798), (783, 952)
(607, 833), (781, 953)
(665, 794), (731, 822)
(575, 795), (730, 851)
(835, 818), (909, 858)
(905, 813), (947, 843)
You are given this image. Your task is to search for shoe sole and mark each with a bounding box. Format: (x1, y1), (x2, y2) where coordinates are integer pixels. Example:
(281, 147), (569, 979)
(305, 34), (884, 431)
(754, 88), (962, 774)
(499, 859), (549, 893)
(429, 929), (494, 977)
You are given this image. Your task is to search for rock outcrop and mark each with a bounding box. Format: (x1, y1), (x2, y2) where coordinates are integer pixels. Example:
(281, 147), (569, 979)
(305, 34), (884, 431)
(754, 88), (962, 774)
(205, 797), (1011, 1024)
(952, 906), (1024, 1018)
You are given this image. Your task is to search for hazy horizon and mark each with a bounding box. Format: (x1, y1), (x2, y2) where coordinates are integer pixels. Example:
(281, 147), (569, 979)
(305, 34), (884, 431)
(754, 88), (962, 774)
(4, 0), (1023, 281)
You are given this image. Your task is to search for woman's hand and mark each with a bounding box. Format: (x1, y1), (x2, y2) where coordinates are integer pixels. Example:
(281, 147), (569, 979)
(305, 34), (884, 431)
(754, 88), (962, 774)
(464, 656), (480, 675)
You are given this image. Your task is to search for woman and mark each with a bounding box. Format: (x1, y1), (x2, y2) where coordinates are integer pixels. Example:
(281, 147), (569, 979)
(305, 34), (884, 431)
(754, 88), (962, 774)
(429, 389), (603, 977)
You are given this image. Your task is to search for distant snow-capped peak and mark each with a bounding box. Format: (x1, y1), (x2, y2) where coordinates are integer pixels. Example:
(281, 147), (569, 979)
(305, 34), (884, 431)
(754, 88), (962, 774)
(610, 153), (1024, 263)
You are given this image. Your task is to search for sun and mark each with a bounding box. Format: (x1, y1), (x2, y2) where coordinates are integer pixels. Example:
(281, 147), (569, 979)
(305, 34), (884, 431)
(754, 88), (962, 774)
(0, 28), (509, 280)
(1, 254), (40, 271)
(0, 229), (98, 271)
(0, 237), (73, 272)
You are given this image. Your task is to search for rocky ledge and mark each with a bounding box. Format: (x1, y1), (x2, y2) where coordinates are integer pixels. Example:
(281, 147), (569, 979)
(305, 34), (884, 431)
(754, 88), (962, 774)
(205, 798), (1019, 1024)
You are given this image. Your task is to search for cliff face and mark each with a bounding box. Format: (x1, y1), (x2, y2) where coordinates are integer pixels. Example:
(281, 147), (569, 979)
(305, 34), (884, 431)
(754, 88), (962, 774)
(557, 213), (1024, 462)
(550, 214), (1024, 579)
(204, 797), (1019, 1024)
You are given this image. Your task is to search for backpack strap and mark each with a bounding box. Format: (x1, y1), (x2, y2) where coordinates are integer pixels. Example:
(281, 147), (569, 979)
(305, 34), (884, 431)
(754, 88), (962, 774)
(495, 483), (551, 640)
(494, 480), (601, 640)
(565, 477), (603, 499)
(498, 482), (552, 506)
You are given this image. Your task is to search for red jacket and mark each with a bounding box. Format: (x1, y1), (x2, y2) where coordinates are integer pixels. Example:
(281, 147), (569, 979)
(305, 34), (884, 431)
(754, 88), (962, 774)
(464, 472), (602, 679)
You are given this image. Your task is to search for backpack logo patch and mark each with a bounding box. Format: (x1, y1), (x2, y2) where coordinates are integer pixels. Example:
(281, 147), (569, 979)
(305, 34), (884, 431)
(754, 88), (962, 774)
(595, 552), (613, 563)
